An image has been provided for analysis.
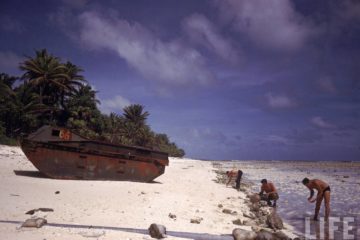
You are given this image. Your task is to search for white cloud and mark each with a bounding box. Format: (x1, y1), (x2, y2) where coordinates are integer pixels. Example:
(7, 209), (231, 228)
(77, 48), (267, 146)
(78, 11), (215, 86)
(215, 0), (317, 51)
(183, 13), (240, 64)
(99, 95), (131, 114)
(311, 116), (336, 129)
(265, 92), (296, 109)
(0, 51), (23, 74)
(190, 128), (227, 143)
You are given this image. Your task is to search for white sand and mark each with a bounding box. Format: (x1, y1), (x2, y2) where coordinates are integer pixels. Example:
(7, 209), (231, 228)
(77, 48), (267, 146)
(0, 145), (258, 240)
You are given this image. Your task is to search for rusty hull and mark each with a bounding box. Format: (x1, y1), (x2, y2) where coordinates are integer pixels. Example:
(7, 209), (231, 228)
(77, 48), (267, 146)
(20, 126), (169, 182)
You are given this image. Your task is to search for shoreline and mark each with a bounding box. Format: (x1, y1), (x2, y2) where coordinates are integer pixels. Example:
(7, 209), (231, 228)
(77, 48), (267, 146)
(0, 145), (300, 239)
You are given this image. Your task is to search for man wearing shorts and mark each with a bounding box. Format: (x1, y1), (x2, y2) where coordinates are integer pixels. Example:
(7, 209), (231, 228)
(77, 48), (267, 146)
(302, 178), (331, 221)
(259, 179), (279, 207)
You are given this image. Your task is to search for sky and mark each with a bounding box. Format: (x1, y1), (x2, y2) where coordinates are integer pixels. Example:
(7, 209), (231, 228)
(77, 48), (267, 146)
(0, 0), (359, 160)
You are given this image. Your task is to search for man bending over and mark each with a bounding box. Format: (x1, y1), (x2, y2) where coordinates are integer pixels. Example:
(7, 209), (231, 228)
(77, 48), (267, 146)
(259, 179), (279, 207)
(302, 178), (331, 221)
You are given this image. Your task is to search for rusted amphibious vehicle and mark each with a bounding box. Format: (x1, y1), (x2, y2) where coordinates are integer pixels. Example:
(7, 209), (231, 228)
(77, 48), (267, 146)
(20, 126), (169, 182)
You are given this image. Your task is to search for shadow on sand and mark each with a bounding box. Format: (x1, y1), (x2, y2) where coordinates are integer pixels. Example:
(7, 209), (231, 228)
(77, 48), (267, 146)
(0, 220), (232, 240)
(13, 170), (49, 179)
(13, 170), (163, 184)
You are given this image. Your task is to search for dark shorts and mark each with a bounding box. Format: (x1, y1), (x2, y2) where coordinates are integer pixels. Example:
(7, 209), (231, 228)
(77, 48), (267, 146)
(323, 186), (331, 193)
(268, 193), (279, 200)
(260, 193), (279, 201)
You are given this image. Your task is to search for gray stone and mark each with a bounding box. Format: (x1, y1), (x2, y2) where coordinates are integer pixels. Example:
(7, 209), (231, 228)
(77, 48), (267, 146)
(249, 194), (261, 204)
(148, 223), (167, 239)
(243, 212), (256, 219)
(223, 208), (237, 215)
(190, 217), (203, 224)
(250, 203), (260, 212)
(232, 219), (243, 225)
(21, 218), (47, 228)
(243, 220), (257, 227)
(266, 211), (284, 230)
(273, 231), (291, 240)
(232, 228), (257, 240)
(255, 229), (291, 240)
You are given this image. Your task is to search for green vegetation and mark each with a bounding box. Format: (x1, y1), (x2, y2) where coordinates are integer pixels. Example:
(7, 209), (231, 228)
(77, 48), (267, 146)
(0, 49), (185, 157)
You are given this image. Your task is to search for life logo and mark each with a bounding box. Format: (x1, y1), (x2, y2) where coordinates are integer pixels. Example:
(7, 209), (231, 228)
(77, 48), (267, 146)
(59, 129), (71, 140)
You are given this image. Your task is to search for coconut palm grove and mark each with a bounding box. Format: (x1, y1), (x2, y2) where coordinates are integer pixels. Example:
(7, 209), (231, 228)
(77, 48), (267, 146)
(0, 49), (185, 157)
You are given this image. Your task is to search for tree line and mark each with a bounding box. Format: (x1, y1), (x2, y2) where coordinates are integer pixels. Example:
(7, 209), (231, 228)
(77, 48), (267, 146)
(0, 49), (185, 157)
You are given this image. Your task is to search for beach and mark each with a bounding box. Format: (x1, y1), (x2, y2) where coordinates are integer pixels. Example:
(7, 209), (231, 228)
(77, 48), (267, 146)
(216, 160), (360, 239)
(1, 145), (298, 240)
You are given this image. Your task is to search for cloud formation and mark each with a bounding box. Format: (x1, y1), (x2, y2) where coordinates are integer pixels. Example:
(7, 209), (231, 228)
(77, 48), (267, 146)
(183, 13), (240, 64)
(265, 92), (297, 109)
(190, 128), (227, 144)
(215, 0), (317, 51)
(78, 11), (215, 86)
(311, 116), (336, 129)
(99, 95), (131, 114)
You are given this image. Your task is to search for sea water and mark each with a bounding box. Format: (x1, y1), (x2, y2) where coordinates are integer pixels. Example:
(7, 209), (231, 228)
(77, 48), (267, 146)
(217, 160), (360, 239)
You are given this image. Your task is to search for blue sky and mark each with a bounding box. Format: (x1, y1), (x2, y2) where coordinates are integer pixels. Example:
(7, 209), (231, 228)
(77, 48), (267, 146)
(1, 0), (359, 160)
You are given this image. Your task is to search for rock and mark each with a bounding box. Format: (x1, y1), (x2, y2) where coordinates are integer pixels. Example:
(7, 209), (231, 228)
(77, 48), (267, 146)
(273, 231), (291, 240)
(257, 216), (267, 225)
(243, 212), (256, 219)
(243, 220), (257, 227)
(266, 211), (284, 230)
(256, 229), (276, 240)
(168, 213), (176, 220)
(260, 208), (271, 216)
(222, 208), (237, 215)
(249, 194), (261, 204)
(218, 204), (223, 208)
(190, 217), (203, 224)
(21, 218), (47, 228)
(251, 225), (261, 232)
(343, 176), (349, 178)
(26, 208), (54, 215)
(250, 203), (260, 212)
(55, 191), (60, 194)
(232, 228), (257, 240)
(148, 223), (167, 239)
(255, 229), (291, 240)
(232, 219), (243, 225)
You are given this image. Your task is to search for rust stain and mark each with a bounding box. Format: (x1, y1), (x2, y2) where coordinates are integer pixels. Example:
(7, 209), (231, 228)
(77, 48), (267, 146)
(20, 126), (169, 182)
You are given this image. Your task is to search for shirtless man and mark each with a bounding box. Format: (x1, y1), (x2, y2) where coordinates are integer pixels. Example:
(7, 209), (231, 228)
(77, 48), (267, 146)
(302, 178), (331, 221)
(226, 170), (243, 191)
(259, 179), (279, 207)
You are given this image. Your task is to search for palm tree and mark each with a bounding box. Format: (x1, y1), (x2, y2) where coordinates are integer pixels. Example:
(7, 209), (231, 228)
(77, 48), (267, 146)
(20, 49), (69, 106)
(0, 73), (17, 97)
(59, 61), (86, 108)
(123, 104), (149, 126)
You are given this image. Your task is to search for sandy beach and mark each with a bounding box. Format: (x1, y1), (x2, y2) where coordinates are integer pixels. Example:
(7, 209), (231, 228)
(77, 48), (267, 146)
(0, 145), (299, 240)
